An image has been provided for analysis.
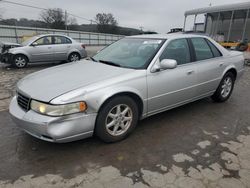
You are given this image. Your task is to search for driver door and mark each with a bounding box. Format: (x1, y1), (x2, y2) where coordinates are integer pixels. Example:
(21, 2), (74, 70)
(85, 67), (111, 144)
(28, 36), (54, 62)
(147, 38), (197, 115)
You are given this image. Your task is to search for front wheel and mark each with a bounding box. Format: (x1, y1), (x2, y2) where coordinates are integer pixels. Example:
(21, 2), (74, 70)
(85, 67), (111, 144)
(212, 72), (235, 102)
(13, 55), (28, 68)
(68, 53), (80, 62)
(95, 96), (139, 143)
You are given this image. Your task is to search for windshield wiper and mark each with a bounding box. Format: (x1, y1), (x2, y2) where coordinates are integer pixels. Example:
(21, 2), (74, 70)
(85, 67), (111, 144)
(99, 60), (121, 67)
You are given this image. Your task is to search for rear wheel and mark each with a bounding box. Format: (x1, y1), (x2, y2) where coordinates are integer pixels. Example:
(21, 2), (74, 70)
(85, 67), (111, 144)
(95, 96), (139, 143)
(212, 72), (235, 102)
(68, 52), (80, 62)
(13, 54), (28, 68)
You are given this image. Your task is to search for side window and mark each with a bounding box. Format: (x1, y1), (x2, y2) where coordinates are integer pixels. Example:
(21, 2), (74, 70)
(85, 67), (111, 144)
(53, 36), (72, 44)
(35, 36), (52, 45)
(191, 38), (213, 61)
(160, 38), (191, 65)
(206, 39), (222, 57)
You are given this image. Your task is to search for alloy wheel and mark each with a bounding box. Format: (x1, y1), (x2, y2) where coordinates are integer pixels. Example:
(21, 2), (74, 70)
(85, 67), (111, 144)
(70, 54), (80, 62)
(15, 56), (27, 67)
(221, 77), (233, 98)
(105, 104), (133, 136)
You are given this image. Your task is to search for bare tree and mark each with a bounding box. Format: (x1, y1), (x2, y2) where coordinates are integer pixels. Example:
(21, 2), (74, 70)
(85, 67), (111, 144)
(95, 13), (118, 34)
(40, 8), (66, 29)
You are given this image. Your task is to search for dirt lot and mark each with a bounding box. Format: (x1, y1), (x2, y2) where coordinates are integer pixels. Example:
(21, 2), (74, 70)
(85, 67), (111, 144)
(0, 57), (250, 187)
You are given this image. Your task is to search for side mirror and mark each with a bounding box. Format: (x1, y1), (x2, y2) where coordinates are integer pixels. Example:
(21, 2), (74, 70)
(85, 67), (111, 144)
(31, 42), (38, 47)
(160, 59), (177, 70)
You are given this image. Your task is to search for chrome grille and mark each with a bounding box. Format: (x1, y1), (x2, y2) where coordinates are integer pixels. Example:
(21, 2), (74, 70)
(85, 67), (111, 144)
(17, 92), (31, 111)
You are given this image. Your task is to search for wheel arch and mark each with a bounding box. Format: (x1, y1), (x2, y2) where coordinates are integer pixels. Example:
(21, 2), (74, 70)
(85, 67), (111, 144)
(67, 50), (81, 59)
(97, 91), (144, 119)
(13, 53), (30, 63)
(223, 67), (237, 80)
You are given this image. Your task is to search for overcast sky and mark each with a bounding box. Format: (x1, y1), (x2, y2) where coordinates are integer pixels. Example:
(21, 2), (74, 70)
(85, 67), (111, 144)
(0, 0), (248, 33)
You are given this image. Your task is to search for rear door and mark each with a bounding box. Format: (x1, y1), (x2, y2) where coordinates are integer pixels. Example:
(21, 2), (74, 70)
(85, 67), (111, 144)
(53, 36), (72, 61)
(28, 36), (54, 62)
(190, 37), (224, 96)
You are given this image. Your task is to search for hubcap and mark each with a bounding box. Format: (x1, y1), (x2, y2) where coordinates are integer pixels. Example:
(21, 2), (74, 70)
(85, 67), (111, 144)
(221, 77), (232, 98)
(15, 57), (26, 67)
(105, 104), (133, 136)
(70, 54), (79, 62)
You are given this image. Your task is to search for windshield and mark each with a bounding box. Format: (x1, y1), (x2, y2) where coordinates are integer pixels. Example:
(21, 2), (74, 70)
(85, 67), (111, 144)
(93, 38), (165, 69)
(21, 36), (39, 46)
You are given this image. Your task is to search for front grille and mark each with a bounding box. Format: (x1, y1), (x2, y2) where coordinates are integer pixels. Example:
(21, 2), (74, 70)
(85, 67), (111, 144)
(17, 92), (31, 111)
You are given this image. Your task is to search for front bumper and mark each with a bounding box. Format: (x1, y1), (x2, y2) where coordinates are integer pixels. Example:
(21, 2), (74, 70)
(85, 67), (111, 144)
(9, 96), (97, 143)
(0, 53), (13, 64)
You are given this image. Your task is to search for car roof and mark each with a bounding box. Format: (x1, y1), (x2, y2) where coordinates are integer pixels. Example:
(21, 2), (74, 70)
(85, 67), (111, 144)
(36, 34), (71, 38)
(127, 33), (210, 40)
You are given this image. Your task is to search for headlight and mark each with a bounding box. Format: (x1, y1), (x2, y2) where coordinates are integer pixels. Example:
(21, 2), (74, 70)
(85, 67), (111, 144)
(30, 100), (87, 116)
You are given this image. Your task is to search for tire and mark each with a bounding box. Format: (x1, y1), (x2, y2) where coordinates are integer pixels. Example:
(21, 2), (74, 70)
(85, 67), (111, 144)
(95, 96), (139, 143)
(211, 72), (235, 102)
(13, 54), (28, 68)
(68, 52), (80, 62)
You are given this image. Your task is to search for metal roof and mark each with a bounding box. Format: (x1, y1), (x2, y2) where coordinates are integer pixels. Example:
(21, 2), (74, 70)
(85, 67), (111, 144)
(185, 2), (250, 16)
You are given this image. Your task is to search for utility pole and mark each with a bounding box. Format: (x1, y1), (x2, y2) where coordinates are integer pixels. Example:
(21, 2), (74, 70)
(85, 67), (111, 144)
(140, 26), (144, 34)
(65, 10), (68, 30)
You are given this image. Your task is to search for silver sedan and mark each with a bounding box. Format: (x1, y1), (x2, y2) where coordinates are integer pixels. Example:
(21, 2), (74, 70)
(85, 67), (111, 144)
(9, 34), (245, 143)
(2, 34), (87, 68)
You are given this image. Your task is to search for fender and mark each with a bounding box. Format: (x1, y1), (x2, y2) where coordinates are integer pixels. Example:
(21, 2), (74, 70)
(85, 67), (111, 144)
(92, 86), (147, 115)
(51, 85), (147, 115)
(222, 64), (237, 79)
(9, 48), (31, 61)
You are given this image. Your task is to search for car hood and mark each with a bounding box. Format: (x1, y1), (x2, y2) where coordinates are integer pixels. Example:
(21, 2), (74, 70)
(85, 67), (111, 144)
(17, 60), (135, 102)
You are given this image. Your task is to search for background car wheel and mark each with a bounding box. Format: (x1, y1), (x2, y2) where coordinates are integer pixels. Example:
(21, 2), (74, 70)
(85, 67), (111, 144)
(13, 55), (28, 68)
(212, 72), (235, 102)
(68, 52), (80, 62)
(95, 96), (139, 143)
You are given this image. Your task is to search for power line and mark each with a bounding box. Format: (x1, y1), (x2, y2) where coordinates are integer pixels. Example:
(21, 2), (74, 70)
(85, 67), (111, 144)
(0, 0), (96, 24)
(1, 0), (47, 11)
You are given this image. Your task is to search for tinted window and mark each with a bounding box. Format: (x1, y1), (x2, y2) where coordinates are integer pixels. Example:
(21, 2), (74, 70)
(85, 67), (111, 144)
(206, 39), (222, 57)
(191, 38), (213, 61)
(160, 38), (190, 65)
(53, 36), (72, 44)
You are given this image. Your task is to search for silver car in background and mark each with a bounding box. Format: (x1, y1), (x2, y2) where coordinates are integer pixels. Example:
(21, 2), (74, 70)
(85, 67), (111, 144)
(9, 34), (245, 143)
(1, 34), (87, 68)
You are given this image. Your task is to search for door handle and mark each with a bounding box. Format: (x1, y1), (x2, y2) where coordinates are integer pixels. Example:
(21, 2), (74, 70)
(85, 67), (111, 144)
(187, 70), (194, 75)
(48, 47), (52, 49)
(219, 63), (224, 67)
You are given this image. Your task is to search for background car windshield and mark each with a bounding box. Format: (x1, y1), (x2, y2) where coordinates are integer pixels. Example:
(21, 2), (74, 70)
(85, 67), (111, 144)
(93, 38), (164, 69)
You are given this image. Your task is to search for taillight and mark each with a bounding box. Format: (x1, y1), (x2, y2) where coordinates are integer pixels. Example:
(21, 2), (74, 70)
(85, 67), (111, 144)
(81, 44), (85, 49)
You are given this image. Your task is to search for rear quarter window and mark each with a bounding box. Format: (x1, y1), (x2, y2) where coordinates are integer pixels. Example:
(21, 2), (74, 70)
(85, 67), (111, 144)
(206, 39), (222, 57)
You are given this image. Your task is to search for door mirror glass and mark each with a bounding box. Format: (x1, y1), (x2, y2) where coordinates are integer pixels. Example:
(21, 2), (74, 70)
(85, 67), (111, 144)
(160, 59), (177, 69)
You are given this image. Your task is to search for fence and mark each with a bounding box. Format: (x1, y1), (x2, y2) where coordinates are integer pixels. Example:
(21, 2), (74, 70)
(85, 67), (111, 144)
(0, 25), (124, 45)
